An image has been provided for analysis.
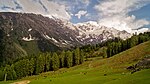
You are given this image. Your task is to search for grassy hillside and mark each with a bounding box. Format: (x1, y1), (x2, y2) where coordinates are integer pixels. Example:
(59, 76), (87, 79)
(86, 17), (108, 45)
(1, 41), (150, 84)
(20, 41), (41, 56)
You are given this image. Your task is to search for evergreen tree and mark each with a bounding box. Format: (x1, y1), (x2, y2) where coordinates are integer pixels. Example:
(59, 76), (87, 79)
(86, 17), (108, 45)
(51, 53), (60, 71)
(65, 51), (73, 68)
(28, 58), (34, 75)
(107, 44), (112, 57)
(44, 53), (51, 72)
(10, 64), (17, 80)
(14, 59), (30, 78)
(73, 48), (80, 65)
(117, 41), (122, 53)
(0, 70), (4, 81)
(80, 50), (84, 64)
(130, 36), (138, 47)
(59, 51), (65, 68)
(35, 54), (45, 74)
(3, 64), (17, 81)
(101, 47), (107, 58)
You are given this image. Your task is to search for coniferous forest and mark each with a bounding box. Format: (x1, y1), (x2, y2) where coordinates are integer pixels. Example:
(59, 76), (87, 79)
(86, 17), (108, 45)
(0, 32), (150, 81)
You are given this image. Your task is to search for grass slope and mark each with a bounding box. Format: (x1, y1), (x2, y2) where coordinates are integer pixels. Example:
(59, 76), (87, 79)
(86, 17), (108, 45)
(20, 41), (41, 56)
(14, 42), (28, 56)
(1, 41), (150, 84)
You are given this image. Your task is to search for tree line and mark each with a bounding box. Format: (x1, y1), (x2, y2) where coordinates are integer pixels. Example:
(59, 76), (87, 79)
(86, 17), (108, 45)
(79, 32), (150, 58)
(0, 48), (84, 81)
(107, 32), (150, 57)
(0, 32), (150, 81)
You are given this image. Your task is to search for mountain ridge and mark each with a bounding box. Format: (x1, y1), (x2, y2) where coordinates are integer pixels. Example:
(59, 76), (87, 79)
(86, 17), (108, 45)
(0, 12), (134, 46)
(0, 12), (145, 64)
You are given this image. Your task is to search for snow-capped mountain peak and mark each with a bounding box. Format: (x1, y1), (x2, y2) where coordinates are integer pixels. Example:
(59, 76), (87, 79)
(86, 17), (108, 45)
(1, 12), (145, 48)
(75, 21), (99, 27)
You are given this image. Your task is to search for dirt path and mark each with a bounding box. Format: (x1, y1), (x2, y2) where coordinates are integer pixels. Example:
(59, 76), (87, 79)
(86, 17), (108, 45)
(11, 80), (30, 84)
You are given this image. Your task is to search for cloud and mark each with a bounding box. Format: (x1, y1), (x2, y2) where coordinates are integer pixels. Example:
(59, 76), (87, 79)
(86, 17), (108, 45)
(0, 0), (90, 20)
(0, 0), (71, 20)
(94, 0), (150, 33)
(80, 0), (90, 6)
(75, 10), (87, 19)
(52, 0), (90, 13)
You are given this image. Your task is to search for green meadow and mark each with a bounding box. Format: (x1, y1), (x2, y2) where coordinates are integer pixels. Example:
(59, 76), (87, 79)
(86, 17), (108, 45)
(1, 41), (150, 84)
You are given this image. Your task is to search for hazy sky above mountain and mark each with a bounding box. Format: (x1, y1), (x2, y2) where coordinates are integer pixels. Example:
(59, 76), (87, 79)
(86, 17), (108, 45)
(0, 0), (150, 33)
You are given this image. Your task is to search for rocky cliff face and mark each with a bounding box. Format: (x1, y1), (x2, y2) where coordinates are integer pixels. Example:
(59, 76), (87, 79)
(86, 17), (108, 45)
(0, 12), (132, 48)
(0, 12), (133, 63)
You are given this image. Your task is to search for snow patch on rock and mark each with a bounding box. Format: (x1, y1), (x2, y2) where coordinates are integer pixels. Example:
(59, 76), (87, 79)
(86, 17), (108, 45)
(28, 28), (32, 31)
(22, 34), (35, 41)
(43, 34), (59, 43)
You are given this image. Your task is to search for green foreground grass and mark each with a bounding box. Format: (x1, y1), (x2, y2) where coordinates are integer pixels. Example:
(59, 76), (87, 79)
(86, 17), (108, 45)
(1, 41), (150, 84)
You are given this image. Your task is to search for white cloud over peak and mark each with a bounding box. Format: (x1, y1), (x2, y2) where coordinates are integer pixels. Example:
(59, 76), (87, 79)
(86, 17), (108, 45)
(75, 10), (87, 19)
(0, 0), (149, 34)
(94, 0), (150, 33)
(0, 0), (71, 20)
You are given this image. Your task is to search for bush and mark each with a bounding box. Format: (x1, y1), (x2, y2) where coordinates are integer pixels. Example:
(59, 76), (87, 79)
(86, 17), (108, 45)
(0, 70), (4, 81)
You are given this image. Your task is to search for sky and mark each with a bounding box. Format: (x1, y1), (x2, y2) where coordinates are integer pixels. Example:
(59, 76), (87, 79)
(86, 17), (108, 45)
(0, 0), (150, 33)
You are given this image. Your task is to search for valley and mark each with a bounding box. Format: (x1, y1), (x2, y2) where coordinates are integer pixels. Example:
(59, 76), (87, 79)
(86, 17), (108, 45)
(1, 41), (150, 84)
(0, 12), (149, 84)
(0, 0), (150, 84)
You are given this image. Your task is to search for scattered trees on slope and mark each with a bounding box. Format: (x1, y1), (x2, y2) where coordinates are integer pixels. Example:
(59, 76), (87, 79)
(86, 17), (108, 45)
(107, 32), (150, 57)
(0, 32), (150, 81)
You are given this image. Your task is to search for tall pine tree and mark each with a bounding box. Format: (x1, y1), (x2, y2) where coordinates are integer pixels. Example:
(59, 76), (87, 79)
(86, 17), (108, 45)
(65, 51), (73, 68)
(51, 53), (59, 71)
(73, 48), (80, 65)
